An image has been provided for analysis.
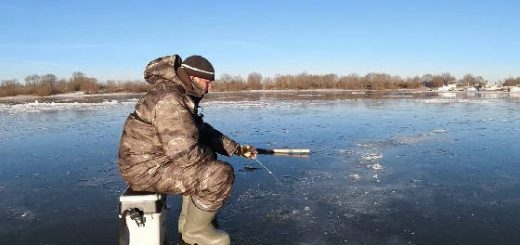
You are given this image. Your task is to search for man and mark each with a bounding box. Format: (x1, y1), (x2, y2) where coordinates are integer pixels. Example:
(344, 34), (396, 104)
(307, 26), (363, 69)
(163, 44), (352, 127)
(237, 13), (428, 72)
(118, 54), (256, 245)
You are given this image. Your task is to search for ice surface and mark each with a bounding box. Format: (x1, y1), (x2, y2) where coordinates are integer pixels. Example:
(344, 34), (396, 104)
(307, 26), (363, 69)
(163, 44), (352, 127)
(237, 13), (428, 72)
(1, 94), (520, 244)
(202, 99), (340, 109)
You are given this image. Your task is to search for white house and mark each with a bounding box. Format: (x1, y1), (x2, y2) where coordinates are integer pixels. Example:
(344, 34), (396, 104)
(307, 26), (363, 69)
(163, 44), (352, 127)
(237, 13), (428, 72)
(437, 84), (457, 91)
(509, 86), (520, 92)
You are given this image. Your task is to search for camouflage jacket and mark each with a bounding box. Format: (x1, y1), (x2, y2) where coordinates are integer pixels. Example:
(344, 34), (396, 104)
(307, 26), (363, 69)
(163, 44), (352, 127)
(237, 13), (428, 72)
(118, 55), (239, 189)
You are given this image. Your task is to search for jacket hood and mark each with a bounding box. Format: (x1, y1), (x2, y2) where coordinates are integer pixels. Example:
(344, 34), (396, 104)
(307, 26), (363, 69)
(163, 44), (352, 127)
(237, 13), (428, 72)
(144, 55), (182, 84)
(144, 54), (207, 99)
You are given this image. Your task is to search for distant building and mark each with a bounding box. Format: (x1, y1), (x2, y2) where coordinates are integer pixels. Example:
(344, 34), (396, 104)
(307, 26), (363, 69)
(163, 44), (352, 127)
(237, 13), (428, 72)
(480, 84), (503, 91)
(437, 84), (456, 91)
(509, 86), (520, 92)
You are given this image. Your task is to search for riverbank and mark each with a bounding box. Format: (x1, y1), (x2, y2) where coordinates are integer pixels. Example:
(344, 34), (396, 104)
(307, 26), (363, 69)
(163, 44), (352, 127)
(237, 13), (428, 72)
(0, 91), (144, 104)
(1, 89), (518, 104)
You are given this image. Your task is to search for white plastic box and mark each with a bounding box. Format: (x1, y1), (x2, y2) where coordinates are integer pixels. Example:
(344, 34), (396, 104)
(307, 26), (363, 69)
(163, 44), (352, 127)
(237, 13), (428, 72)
(119, 188), (167, 245)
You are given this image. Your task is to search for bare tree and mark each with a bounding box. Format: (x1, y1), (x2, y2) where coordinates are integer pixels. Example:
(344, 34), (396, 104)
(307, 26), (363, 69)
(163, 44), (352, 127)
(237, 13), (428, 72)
(440, 73), (456, 86)
(0, 79), (21, 97)
(430, 75), (445, 88)
(420, 74), (434, 88)
(246, 72), (263, 90)
(458, 74), (483, 88)
(338, 74), (362, 89)
(402, 76), (422, 89)
(22, 74), (58, 96)
(41, 74), (58, 95)
(503, 77), (520, 86)
(68, 72), (100, 93)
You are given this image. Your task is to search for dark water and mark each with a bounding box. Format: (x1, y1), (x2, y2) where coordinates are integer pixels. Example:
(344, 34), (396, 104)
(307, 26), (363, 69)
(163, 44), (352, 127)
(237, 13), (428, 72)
(1, 91), (520, 245)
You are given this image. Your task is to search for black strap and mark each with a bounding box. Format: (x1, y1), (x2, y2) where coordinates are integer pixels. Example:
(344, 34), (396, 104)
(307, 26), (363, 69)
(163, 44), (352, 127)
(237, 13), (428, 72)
(119, 208), (145, 245)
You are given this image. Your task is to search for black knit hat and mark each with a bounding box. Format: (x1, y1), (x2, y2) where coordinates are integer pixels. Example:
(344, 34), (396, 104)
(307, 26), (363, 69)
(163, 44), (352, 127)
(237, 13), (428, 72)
(181, 55), (215, 81)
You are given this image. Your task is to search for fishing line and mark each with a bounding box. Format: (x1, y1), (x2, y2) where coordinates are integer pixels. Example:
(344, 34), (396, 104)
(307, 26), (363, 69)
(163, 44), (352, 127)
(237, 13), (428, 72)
(254, 158), (281, 184)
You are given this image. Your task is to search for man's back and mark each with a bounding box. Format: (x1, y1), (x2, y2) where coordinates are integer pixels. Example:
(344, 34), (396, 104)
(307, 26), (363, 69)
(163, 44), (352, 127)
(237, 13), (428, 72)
(118, 77), (214, 191)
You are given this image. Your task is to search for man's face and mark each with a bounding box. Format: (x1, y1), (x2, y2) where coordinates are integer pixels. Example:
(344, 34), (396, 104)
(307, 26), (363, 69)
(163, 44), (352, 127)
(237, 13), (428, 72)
(192, 76), (213, 93)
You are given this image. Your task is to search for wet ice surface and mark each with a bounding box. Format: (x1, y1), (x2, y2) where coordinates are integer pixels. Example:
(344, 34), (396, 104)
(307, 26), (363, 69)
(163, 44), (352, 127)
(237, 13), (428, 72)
(1, 91), (520, 244)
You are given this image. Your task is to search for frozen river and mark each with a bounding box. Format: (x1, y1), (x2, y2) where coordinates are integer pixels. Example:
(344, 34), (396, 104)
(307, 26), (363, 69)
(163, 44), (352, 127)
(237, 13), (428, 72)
(1, 91), (520, 244)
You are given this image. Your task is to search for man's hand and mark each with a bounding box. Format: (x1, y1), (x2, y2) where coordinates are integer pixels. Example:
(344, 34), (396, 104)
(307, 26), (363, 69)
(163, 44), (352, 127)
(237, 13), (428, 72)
(235, 144), (257, 160)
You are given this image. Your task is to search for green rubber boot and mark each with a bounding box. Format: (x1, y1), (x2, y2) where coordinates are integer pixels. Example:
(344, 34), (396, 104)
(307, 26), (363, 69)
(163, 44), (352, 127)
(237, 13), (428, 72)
(181, 200), (230, 245)
(178, 195), (190, 234)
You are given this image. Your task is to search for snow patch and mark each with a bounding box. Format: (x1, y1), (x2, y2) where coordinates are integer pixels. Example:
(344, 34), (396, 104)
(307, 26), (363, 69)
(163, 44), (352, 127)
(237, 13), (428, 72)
(367, 163), (384, 170)
(432, 129), (450, 134)
(418, 99), (493, 104)
(0, 100), (135, 114)
(350, 174), (361, 180)
(362, 153), (383, 161)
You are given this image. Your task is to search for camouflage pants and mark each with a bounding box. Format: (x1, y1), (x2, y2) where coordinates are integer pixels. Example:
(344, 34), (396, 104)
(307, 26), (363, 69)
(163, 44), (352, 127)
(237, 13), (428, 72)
(150, 160), (235, 212)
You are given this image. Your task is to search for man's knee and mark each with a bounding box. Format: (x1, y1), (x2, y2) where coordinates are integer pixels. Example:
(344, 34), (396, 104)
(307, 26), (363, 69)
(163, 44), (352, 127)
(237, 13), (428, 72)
(190, 160), (235, 211)
(216, 161), (235, 183)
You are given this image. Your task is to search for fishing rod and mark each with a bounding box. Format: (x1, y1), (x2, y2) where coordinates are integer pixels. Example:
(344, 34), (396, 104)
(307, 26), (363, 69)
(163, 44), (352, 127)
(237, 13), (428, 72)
(256, 148), (310, 156)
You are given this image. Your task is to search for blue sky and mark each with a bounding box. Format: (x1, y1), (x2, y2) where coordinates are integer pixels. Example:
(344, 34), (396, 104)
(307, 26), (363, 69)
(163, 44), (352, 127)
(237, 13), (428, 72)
(1, 0), (519, 82)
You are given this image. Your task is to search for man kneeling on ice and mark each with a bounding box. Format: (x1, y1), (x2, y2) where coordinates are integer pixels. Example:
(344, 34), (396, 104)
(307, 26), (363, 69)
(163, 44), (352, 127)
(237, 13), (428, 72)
(118, 54), (257, 245)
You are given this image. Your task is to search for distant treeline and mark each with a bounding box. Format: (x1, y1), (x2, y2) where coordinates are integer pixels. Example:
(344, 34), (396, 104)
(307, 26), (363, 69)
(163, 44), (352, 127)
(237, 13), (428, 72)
(0, 72), (147, 97)
(1, 72), (520, 97)
(211, 73), (520, 91)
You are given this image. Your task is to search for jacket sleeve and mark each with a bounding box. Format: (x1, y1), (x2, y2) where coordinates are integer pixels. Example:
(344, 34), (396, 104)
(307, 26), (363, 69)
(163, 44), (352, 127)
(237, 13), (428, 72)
(152, 95), (215, 167)
(199, 122), (239, 157)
